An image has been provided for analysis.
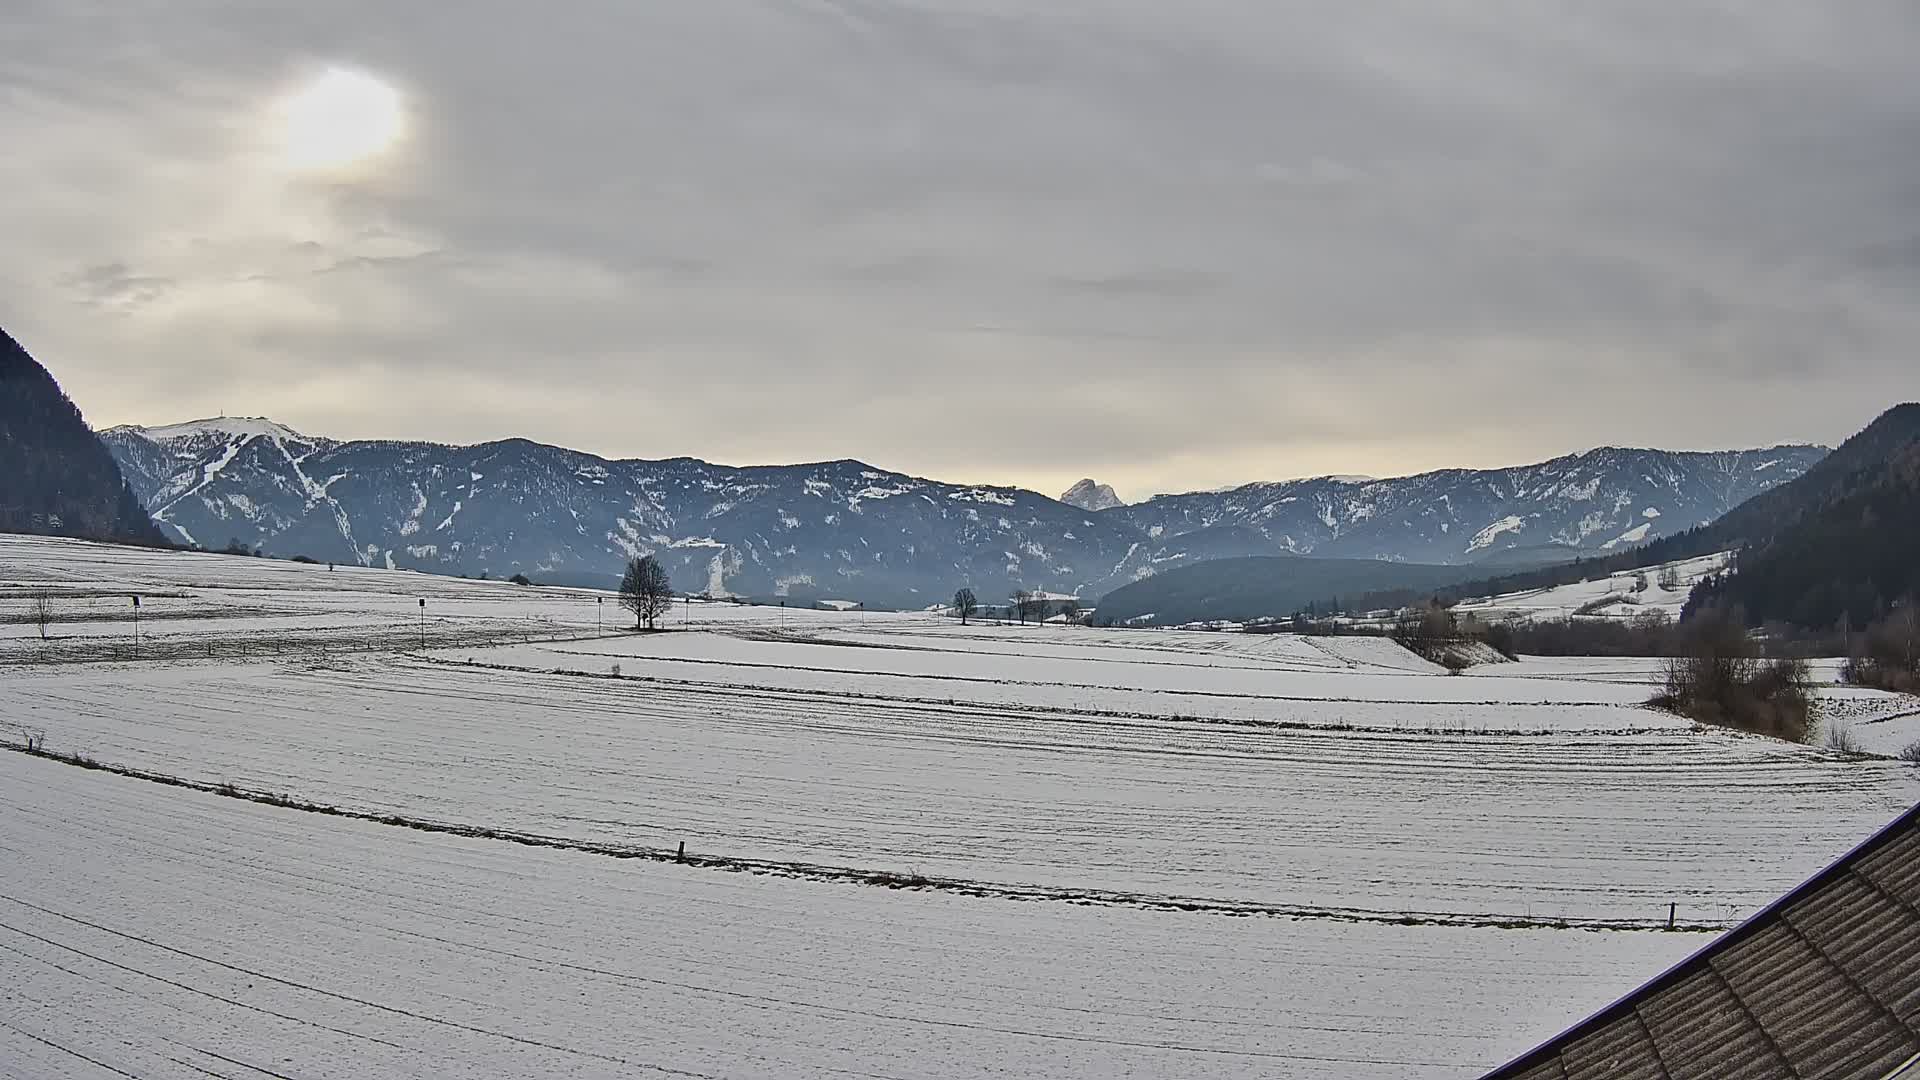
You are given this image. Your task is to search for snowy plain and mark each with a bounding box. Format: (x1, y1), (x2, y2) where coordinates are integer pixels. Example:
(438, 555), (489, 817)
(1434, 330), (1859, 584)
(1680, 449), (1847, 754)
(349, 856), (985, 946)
(1450, 551), (1732, 623)
(0, 751), (1696, 1079)
(3, 534), (1918, 1078)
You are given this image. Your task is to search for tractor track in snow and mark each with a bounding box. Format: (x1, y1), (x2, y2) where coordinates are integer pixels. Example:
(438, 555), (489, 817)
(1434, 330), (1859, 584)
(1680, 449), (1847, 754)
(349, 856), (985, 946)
(1, 741), (1724, 934)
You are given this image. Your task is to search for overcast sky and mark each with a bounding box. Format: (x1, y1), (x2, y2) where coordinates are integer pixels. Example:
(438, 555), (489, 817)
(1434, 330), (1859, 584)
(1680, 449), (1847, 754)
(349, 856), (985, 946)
(4, 2), (1916, 499)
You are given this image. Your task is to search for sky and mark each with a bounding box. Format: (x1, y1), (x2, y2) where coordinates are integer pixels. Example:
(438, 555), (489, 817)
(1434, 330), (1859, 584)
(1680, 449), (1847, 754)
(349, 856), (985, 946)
(3, 2), (1917, 501)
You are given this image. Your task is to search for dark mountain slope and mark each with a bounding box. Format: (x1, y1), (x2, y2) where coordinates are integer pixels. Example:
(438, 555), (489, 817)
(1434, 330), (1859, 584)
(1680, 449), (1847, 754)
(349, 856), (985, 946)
(1686, 413), (1920, 628)
(0, 328), (165, 545)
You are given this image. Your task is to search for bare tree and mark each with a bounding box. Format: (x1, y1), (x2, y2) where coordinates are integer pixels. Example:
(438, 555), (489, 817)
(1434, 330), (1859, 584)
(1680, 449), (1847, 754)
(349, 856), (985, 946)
(952, 587), (978, 625)
(1844, 601), (1920, 693)
(30, 593), (52, 641)
(1657, 566), (1682, 591)
(1056, 597), (1080, 623)
(619, 555), (674, 630)
(1390, 599), (1456, 661)
(1010, 589), (1031, 625)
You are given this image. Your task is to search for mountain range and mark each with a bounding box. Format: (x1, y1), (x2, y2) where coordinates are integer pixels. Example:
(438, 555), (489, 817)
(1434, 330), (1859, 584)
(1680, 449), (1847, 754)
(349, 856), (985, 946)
(99, 416), (1826, 607)
(1683, 403), (1920, 629)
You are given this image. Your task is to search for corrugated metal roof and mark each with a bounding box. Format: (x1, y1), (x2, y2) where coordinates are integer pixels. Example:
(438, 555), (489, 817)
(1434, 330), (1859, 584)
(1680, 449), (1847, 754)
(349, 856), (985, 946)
(1485, 803), (1920, 1080)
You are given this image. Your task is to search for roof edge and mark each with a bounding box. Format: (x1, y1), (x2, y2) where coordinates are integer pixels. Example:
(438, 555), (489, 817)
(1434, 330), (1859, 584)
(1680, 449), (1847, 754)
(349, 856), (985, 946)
(1483, 800), (1920, 1078)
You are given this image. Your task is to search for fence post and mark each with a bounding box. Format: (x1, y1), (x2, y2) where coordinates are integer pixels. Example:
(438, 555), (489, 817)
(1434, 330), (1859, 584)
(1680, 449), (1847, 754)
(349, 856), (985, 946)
(677, 841), (686, 864)
(1668, 902), (1676, 930)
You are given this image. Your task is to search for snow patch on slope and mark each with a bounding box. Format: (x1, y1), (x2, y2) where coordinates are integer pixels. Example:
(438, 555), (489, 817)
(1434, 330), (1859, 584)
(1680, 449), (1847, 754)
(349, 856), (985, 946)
(1466, 515), (1526, 553)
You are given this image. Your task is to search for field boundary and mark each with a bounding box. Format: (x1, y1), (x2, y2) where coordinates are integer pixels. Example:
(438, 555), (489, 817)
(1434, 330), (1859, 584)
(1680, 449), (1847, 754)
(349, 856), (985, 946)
(424, 654), (1683, 739)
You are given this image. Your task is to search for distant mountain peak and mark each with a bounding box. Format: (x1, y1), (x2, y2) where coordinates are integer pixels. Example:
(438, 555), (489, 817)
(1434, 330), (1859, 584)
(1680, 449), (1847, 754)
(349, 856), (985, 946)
(1060, 478), (1124, 511)
(107, 416), (316, 446)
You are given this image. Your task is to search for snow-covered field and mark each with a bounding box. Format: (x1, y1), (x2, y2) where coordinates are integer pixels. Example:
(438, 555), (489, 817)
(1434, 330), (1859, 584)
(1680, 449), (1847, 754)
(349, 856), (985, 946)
(1452, 551), (1732, 623)
(3, 534), (1917, 1078)
(0, 751), (1694, 1079)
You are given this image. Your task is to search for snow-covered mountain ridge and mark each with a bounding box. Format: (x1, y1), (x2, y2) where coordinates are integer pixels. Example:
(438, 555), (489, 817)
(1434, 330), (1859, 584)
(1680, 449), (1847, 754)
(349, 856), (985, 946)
(100, 418), (1825, 605)
(1110, 444), (1828, 566)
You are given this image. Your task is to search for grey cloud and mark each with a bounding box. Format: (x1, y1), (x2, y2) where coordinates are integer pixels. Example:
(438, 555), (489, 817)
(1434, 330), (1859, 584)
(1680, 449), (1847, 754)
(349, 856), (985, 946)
(1051, 270), (1227, 299)
(62, 262), (176, 312)
(3, 0), (1918, 496)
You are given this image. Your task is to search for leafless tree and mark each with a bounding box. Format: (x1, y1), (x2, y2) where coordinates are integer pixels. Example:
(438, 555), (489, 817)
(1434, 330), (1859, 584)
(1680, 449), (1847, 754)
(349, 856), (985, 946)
(1390, 599), (1456, 660)
(1843, 601), (1920, 693)
(620, 555), (674, 630)
(1010, 589), (1031, 625)
(1656, 605), (1812, 741)
(952, 587), (978, 625)
(30, 593), (52, 641)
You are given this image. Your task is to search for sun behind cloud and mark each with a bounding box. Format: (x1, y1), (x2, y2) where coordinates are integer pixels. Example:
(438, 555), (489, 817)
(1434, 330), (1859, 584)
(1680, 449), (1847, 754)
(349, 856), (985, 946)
(278, 67), (404, 171)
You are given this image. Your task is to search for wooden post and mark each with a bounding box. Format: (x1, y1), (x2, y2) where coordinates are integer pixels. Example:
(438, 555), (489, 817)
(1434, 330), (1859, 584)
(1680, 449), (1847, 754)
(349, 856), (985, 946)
(1668, 902), (1676, 930)
(677, 841), (686, 863)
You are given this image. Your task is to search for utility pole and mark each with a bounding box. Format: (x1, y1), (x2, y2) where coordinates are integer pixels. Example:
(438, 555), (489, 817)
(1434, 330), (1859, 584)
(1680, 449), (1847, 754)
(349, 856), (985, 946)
(418, 598), (426, 650)
(131, 594), (140, 659)
(597, 595), (603, 635)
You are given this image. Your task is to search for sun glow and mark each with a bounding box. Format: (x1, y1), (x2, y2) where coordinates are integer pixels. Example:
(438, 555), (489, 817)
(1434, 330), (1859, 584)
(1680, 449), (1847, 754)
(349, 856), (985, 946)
(279, 68), (404, 171)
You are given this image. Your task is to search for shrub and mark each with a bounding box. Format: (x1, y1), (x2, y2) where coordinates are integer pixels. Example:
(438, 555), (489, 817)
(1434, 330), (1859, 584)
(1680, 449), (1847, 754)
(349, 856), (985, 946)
(1440, 650), (1471, 675)
(1899, 740), (1920, 764)
(509, 573), (533, 586)
(1841, 604), (1920, 693)
(1651, 607), (1813, 742)
(1823, 722), (1863, 754)
(1483, 612), (1679, 658)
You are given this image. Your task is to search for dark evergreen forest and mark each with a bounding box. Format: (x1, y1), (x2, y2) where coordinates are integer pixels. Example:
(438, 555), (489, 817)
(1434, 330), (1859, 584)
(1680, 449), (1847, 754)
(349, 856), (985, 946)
(0, 327), (167, 545)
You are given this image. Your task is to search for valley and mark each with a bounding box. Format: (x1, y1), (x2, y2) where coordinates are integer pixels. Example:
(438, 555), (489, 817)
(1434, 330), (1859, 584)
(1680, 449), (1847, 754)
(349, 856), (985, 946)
(4, 534), (1917, 1077)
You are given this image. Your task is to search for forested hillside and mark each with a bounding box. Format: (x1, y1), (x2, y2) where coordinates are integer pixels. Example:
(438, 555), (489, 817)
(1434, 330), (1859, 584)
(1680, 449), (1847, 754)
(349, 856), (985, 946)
(1686, 421), (1920, 629)
(0, 328), (166, 545)
(1092, 555), (1471, 626)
